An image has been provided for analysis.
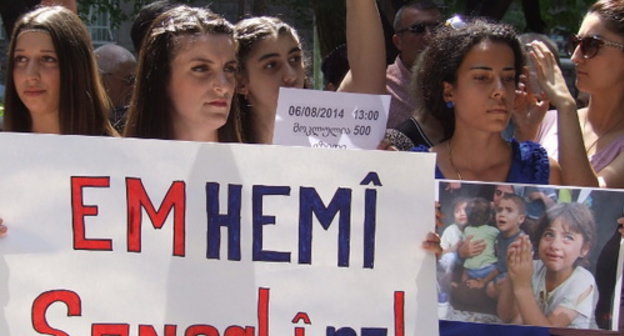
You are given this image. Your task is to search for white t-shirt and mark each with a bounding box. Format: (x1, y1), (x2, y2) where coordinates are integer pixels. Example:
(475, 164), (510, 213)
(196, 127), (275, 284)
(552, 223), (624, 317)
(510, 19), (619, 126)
(531, 260), (599, 329)
(440, 223), (464, 251)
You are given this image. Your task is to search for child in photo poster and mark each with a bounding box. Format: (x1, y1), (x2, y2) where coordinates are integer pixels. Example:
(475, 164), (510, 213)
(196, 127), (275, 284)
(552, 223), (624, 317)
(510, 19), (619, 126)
(498, 202), (599, 329)
(461, 198), (500, 290)
(438, 197), (468, 295)
(486, 193), (527, 299)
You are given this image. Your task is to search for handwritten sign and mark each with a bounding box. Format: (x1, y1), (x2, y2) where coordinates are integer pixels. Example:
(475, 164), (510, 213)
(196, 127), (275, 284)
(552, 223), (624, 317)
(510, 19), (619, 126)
(0, 133), (437, 336)
(273, 88), (390, 149)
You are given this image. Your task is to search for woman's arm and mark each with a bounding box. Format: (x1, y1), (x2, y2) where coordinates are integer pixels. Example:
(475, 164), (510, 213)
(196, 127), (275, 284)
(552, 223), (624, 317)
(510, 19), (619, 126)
(548, 156), (562, 185)
(528, 41), (598, 187)
(338, 0), (386, 94)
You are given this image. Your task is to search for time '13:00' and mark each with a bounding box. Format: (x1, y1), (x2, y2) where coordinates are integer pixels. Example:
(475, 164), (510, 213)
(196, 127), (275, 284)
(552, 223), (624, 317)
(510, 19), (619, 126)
(353, 109), (380, 121)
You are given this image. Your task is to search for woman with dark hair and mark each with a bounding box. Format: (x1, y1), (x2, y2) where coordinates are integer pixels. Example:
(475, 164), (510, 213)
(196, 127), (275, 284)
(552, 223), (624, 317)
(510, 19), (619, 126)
(234, 0), (386, 143)
(523, 0), (624, 189)
(412, 18), (561, 184)
(417, 18), (563, 336)
(123, 5), (242, 143)
(4, 5), (116, 136)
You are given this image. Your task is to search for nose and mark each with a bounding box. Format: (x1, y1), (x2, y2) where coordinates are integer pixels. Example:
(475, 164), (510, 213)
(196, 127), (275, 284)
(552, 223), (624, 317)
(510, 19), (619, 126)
(570, 44), (584, 65)
(492, 77), (506, 99)
(25, 59), (40, 81)
(213, 70), (232, 95)
(282, 63), (298, 87)
(549, 235), (563, 250)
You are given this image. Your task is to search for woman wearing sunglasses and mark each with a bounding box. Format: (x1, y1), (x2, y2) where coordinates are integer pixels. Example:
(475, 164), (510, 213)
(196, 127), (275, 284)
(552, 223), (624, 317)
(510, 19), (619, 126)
(520, 0), (624, 189)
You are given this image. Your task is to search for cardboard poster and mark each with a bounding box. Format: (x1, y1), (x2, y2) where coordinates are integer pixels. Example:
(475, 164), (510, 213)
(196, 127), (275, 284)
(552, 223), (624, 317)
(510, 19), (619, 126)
(273, 88), (390, 149)
(436, 180), (623, 332)
(0, 133), (437, 336)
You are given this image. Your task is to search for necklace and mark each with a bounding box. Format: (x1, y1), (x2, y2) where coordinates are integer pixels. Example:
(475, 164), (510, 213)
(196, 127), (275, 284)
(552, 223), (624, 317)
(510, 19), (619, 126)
(447, 140), (463, 180)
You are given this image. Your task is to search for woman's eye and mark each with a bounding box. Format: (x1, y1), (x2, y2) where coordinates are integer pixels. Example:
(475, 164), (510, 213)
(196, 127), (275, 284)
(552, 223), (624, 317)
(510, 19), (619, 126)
(192, 65), (209, 73)
(542, 231), (554, 238)
(473, 75), (488, 81)
(14, 55), (27, 63)
(563, 234), (576, 242)
(264, 61), (277, 70)
(289, 55), (302, 65)
(42, 55), (57, 63)
(225, 64), (238, 73)
(503, 76), (516, 83)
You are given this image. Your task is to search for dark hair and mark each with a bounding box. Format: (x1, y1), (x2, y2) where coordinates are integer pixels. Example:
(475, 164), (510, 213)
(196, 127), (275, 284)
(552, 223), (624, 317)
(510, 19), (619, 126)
(536, 202), (596, 268)
(4, 6), (115, 136)
(123, 5), (242, 142)
(499, 193), (527, 215)
(466, 197), (492, 227)
(130, 0), (179, 52)
(234, 16), (302, 143)
(413, 18), (524, 140)
(588, 0), (624, 37)
(321, 43), (349, 87)
(393, 0), (441, 31)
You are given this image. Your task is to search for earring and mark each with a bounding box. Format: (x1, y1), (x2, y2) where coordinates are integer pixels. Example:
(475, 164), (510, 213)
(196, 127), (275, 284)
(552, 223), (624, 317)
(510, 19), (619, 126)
(446, 101), (454, 109)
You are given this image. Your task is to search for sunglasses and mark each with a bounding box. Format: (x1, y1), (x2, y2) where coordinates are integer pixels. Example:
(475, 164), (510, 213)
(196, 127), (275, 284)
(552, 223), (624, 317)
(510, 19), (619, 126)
(396, 22), (440, 35)
(567, 34), (624, 59)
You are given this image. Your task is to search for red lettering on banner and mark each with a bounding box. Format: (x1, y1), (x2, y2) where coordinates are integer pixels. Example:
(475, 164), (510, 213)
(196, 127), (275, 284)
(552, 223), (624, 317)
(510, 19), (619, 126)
(139, 324), (178, 336)
(223, 326), (255, 336)
(71, 176), (112, 251)
(31, 290), (82, 336)
(126, 178), (186, 256)
(92, 324), (130, 336)
(184, 325), (220, 336)
(258, 287), (269, 336)
(394, 291), (404, 336)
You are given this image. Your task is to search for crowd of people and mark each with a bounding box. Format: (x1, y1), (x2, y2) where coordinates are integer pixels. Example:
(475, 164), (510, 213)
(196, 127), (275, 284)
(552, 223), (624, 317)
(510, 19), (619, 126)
(1, 0), (624, 335)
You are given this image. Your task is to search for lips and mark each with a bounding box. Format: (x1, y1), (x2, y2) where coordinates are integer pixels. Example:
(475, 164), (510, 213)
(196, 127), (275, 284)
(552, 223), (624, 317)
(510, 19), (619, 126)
(488, 108), (508, 114)
(544, 252), (561, 261)
(23, 88), (46, 96)
(207, 99), (228, 107)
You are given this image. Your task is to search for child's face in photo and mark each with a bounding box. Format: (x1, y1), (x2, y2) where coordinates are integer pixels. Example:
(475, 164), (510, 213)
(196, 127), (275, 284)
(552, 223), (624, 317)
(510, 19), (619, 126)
(495, 198), (525, 236)
(454, 202), (468, 228)
(538, 218), (589, 274)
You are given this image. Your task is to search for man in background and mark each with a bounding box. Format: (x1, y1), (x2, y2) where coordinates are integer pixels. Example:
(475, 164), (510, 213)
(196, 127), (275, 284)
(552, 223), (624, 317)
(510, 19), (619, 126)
(386, 0), (441, 129)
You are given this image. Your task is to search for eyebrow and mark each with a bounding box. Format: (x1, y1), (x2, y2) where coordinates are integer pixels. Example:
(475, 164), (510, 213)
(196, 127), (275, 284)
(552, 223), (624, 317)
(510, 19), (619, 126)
(469, 66), (515, 71)
(257, 46), (302, 62)
(14, 48), (56, 53)
(190, 57), (214, 64)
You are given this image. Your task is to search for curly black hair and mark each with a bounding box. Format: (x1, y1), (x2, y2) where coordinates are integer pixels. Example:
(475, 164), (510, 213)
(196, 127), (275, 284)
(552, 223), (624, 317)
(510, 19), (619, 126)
(412, 18), (524, 140)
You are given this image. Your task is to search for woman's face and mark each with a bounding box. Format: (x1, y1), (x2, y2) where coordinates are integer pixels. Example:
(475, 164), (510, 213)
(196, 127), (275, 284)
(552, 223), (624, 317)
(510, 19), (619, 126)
(238, 32), (305, 117)
(572, 12), (624, 95)
(167, 33), (238, 137)
(443, 40), (517, 135)
(538, 217), (589, 275)
(13, 30), (61, 119)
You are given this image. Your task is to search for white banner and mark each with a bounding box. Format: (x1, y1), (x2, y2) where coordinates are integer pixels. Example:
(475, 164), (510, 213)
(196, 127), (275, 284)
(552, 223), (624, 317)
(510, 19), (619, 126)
(273, 88), (390, 149)
(0, 133), (437, 336)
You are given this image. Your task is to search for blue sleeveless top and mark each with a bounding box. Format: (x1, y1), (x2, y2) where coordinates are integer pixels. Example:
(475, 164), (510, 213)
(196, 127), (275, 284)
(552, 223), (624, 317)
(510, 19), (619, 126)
(415, 139), (551, 335)
(412, 139), (550, 184)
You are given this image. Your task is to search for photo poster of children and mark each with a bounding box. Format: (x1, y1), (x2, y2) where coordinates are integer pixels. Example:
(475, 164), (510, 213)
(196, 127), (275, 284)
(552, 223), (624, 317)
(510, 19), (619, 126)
(435, 180), (623, 331)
